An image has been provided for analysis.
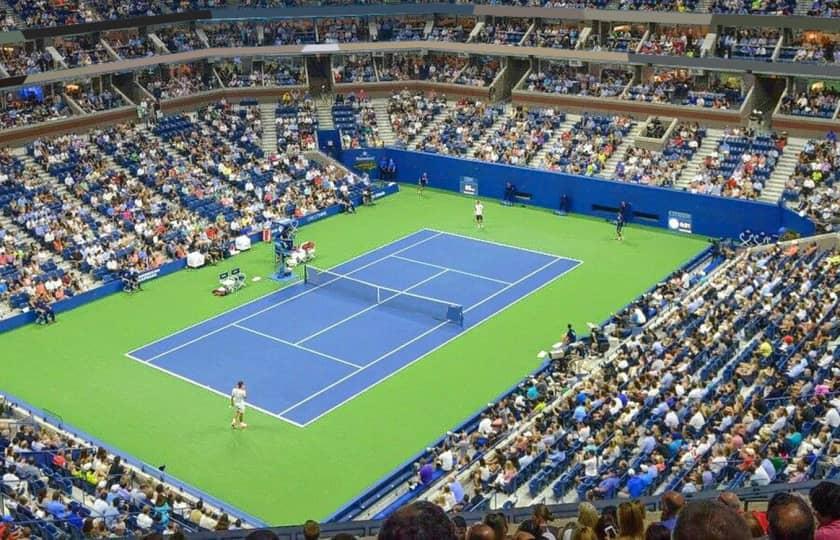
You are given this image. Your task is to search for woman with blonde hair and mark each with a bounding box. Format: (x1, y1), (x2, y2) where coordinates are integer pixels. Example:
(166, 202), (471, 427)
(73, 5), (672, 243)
(573, 527), (599, 540)
(562, 502), (600, 540)
(617, 501), (645, 540)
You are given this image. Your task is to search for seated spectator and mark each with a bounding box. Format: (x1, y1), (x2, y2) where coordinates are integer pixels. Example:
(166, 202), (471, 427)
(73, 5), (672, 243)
(387, 90), (448, 146)
(333, 55), (377, 83)
(716, 28), (780, 59)
(779, 87), (839, 119)
(779, 32), (840, 64)
(455, 57), (501, 87)
(415, 99), (504, 156)
(156, 25), (205, 52)
(318, 18), (365, 43)
(527, 65), (631, 98)
(526, 22), (580, 49)
(674, 501), (752, 540)
(686, 127), (785, 199)
(203, 22), (260, 47)
(0, 93), (70, 128)
(54, 36), (112, 68)
(427, 16), (473, 42)
(638, 28), (703, 57)
(107, 32), (157, 59)
(713, 0), (795, 13)
(377, 54), (466, 83)
(541, 114), (633, 176)
(784, 136), (839, 232)
(810, 481), (840, 540)
(473, 20), (529, 45)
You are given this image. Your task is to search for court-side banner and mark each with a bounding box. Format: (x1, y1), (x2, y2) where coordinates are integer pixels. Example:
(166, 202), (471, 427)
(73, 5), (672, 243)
(460, 176), (479, 196)
(668, 210), (693, 234)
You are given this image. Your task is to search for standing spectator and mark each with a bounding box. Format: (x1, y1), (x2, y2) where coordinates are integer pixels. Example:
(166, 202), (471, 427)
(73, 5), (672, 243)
(810, 482), (840, 540)
(643, 525), (670, 540)
(303, 520), (320, 540)
(657, 492), (685, 531)
(767, 494), (815, 540)
(617, 501), (645, 540)
(378, 501), (457, 540)
(674, 501), (751, 540)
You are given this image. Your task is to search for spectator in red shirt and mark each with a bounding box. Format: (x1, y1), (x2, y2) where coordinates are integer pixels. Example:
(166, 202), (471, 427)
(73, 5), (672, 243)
(811, 482), (840, 540)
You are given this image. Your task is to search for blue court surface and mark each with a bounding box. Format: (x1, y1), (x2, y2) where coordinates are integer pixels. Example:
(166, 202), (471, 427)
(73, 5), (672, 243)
(127, 229), (581, 427)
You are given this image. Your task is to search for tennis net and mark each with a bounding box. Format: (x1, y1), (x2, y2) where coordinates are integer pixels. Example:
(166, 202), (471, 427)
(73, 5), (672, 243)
(304, 265), (464, 326)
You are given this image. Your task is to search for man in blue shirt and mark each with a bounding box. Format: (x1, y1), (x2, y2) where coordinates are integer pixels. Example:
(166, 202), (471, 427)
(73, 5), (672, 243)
(590, 470), (621, 500)
(45, 492), (68, 518)
(573, 402), (587, 423)
(625, 469), (650, 498)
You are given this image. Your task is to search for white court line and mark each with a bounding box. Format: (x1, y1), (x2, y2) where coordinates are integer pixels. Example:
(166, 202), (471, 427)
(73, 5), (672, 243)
(123, 352), (306, 428)
(389, 255), (512, 286)
(135, 231), (444, 364)
(232, 324), (363, 369)
(282, 256), (582, 423)
(126, 229), (439, 357)
(295, 269), (450, 346)
(423, 227), (585, 265)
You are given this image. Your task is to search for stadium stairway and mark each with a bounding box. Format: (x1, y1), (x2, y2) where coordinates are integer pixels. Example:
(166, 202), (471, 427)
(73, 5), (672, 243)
(759, 136), (808, 203)
(468, 103), (513, 157)
(259, 102), (278, 155)
(0, 0), (23, 28)
(371, 98), (397, 147)
(411, 101), (455, 150)
(598, 121), (643, 180)
(99, 146), (183, 215)
(317, 104), (335, 130)
(304, 150), (360, 179)
(674, 127), (726, 190)
(13, 150), (113, 290)
(530, 113), (581, 168)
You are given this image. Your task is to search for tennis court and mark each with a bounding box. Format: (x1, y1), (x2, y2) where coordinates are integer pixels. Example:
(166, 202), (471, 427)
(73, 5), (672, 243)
(127, 229), (581, 427)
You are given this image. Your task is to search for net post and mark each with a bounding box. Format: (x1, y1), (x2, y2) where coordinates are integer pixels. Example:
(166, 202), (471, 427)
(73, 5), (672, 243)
(303, 265), (309, 284)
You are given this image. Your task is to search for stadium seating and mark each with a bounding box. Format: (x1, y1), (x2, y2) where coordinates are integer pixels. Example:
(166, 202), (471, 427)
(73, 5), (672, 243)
(376, 54), (467, 83)
(393, 239), (839, 516)
(612, 123), (706, 187)
(386, 91), (448, 147)
(156, 25), (206, 53)
(0, 96), (69, 129)
(716, 28), (780, 60)
(685, 129), (785, 199)
(780, 88), (840, 119)
(540, 115), (634, 176)
(525, 65), (631, 98)
(784, 136), (839, 233)
(472, 107), (564, 166)
(524, 23), (581, 49)
(1, 398), (241, 535)
(414, 100), (505, 156)
(53, 36), (112, 68)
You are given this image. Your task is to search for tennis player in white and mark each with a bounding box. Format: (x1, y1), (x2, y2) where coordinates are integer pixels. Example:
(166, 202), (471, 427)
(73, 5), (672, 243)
(474, 200), (484, 229)
(230, 381), (247, 429)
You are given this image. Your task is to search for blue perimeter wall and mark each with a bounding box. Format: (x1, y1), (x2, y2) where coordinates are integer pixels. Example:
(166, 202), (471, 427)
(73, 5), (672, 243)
(340, 148), (816, 240)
